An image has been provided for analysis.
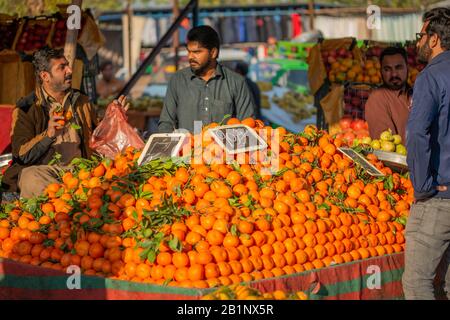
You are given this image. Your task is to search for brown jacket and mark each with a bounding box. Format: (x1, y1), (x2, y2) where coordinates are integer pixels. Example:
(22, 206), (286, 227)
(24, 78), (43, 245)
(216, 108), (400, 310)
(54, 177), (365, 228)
(2, 88), (98, 192)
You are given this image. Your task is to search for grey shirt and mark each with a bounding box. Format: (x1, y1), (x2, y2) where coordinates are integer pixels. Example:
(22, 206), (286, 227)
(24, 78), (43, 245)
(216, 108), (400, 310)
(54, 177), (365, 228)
(158, 63), (256, 133)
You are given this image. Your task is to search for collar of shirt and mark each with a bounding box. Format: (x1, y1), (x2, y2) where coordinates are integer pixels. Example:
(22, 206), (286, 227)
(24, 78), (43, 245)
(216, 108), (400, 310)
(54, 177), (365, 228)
(380, 84), (412, 98)
(427, 50), (450, 67)
(189, 62), (224, 81)
(41, 87), (73, 108)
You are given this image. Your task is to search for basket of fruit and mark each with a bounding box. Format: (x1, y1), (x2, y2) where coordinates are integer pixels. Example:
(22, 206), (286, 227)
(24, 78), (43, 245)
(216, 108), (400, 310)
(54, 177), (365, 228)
(50, 10), (87, 49)
(343, 83), (375, 120)
(0, 15), (19, 52)
(13, 16), (54, 54)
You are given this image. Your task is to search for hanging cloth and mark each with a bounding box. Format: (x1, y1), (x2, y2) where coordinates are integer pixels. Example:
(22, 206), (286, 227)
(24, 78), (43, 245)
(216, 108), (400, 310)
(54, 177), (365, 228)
(245, 16), (258, 42)
(291, 13), (302, 38)
(238, 16), (247, 42)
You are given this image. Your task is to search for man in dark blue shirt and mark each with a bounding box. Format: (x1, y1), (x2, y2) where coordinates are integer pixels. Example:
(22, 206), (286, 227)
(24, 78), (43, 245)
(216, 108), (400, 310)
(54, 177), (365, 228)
(403, 7), (450, 300)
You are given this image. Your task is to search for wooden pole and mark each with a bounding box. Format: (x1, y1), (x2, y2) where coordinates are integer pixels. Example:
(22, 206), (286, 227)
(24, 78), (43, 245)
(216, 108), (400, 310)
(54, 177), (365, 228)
(127, 0), (133, 79)
(26, 0), (44, 17)
(308, 0), (315, 30)
(64, 0), (82, 69)
(172, 0), (180, 71)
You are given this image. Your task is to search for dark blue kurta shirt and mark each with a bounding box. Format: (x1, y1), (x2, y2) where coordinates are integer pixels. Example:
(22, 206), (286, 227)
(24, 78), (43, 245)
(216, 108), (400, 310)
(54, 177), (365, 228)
(406, 50), (450, 200)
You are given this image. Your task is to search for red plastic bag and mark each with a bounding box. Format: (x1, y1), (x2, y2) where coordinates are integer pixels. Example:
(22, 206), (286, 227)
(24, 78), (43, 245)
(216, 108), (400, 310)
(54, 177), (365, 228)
(89, 101), (144, 158)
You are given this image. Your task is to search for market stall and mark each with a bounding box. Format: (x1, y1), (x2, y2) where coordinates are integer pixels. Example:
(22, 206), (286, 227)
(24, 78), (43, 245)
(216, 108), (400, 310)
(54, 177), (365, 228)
(0, 2), (433, 302)
(0, 117), (413, 300)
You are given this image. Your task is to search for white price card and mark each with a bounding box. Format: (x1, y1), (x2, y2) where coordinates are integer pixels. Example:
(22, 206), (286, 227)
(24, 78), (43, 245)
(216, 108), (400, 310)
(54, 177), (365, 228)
(138, 133), (187, 165)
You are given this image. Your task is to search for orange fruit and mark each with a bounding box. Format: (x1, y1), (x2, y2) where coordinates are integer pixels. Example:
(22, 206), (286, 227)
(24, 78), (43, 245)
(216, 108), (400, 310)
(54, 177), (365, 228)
(188, 264), (205, 281)
(204, 263), (220, 279)
(196, 251), (213, 265)
(206, 230), (224, 246)
(172, 252), (189, 268)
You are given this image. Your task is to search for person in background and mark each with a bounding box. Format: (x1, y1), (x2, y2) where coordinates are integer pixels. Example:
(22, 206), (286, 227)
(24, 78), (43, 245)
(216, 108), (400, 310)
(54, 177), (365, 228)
(403, 7), (450, 300)
(96, 60), (125, 99)
(365, 47), (411, 142)
(158, 26), (255, 133)
(234, 61), (262, 120)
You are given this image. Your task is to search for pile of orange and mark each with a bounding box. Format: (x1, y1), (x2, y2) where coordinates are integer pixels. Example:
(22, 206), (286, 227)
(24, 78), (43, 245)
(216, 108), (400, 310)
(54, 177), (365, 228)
(0, 119), (413, 290)
(328, 57), (382, 85)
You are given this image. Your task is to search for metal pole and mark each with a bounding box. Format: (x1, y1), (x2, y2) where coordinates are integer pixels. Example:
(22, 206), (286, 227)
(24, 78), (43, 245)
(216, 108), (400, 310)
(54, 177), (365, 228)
(64, 0), (83, 69)
(172, 0), (180, 71)
(193, 0), (199, 27)
(127, 0), (133, 79)
(118, 0), (198, 97)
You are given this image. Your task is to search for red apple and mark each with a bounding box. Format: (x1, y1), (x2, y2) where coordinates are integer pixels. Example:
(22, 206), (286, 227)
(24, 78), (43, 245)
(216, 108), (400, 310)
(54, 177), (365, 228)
(351, 97), (362, 108)
(343, 131), (356, 143)
(339, 117), (352, 130)
(351, 119), (368, 131)
(327, 56), (336, 64)
(338, 47), (347, 57)
(344, 94), (352, 104)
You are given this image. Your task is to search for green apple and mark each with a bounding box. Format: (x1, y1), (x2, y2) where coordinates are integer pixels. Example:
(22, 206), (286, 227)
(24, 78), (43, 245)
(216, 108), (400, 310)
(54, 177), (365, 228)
(396, 144), (407, 155)
(392, 135), (402, 145)
(381, 140), (396, 152)
(380, 129), (394, 142)
(353, 138), (360, 147)
(371, 139), (381, 150)
(361, 137), (372, 145)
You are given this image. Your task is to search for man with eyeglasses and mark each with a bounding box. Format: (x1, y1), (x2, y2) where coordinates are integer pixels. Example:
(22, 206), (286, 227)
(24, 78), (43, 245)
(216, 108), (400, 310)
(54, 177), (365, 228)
(365, 47), (411, 143)
(402, 7), (450, 300)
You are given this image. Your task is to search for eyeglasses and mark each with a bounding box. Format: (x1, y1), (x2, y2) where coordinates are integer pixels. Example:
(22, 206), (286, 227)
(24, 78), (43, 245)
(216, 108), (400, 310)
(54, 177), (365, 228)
(416, 32), (427, 41)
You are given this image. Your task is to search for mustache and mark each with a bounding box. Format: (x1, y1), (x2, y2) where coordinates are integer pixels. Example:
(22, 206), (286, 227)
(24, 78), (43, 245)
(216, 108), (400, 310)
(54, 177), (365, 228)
(65, 75), (72, 81)
(189, 60), (199, 64)
(389, 77), (401, 82)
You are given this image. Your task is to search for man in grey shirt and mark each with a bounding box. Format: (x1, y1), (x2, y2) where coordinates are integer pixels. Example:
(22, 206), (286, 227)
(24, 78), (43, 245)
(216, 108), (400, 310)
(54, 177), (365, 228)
(158, 26), (256, 133)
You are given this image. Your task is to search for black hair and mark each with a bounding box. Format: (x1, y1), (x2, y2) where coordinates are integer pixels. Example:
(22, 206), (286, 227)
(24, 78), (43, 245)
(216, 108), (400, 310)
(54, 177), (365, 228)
(187, 26), (220, 54)
(32, 47), (66, 84)
(380, 47), (407, 65)
(423, 7), (450, 51)
(99, 60), (113, 72)
(235, 62), (249, 76)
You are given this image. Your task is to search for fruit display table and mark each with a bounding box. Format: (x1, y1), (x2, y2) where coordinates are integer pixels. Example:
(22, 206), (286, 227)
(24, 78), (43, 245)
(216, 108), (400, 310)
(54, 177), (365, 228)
(261, 87), (316, 133)
(372, 150), (408, 173)
(0, 253), (405, 300)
